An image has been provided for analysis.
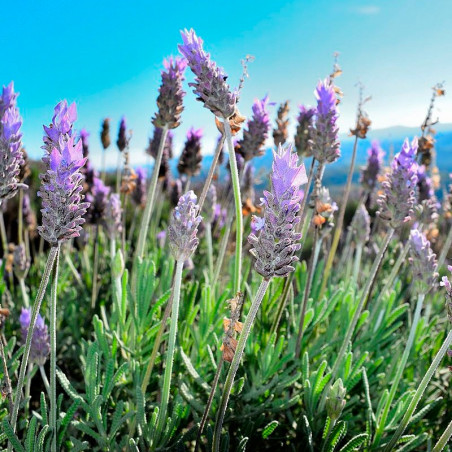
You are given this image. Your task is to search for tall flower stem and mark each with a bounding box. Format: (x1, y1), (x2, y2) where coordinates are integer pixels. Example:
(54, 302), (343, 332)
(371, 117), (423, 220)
(155, 259), (184, 443)
(385, 328), (452, 451)
(18, 278), (29, 308)
(195, 356), (224, 451)
(438, 225), (452, 269)
(320, 135), (359, 299)
(224, 120), (243, 293)
(295, 227), (321, 357)
(213, 278), (270, 452)
(115, 151), (122, 194)
(205, 223), (214, 283)
(0, 209), (7, 255)
(373, 292), (425, 447)
(212, 220), (231, 289)
(352, 242), (363, 284)
(198, 135), (225, 212)
(39, 365), (51, 397)
(0, 337), (13, 412)
(134, 125), (169, 287)
(9, 246), (58, 440)
(91, 224), (100, 309)
(432, 418), (452, 452)
(18, 189), (23, 244)
(49, 244), (61, 452)
(319, 228), (394, 412)
(270, 158), (316, 337)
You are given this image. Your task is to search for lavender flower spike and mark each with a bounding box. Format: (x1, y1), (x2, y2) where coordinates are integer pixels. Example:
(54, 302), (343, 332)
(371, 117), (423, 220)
(178, 127), (203, 176)
(168, 190), (202, 262)
(116, 116), (128, 152)
(179, 28), (237, 119)
(20, 308), (50, 366)
(153, 56), (187, 129)
(237, 95), (271, 161)
(0, 84), (27, 201)
(248, 143), (308, 278)
(132, 167), (147, 208)
(294, 105), (316, 158)
(361, 141), (384, 194)
(87, 176), (110, 224)
(104, 193), (123, 240)
(309, 78), (340, 164)
(377, 138), (418, 229)
(408, 228), (438, 294)
(440, 265), (452, 323)
(38, 136), (90, 245)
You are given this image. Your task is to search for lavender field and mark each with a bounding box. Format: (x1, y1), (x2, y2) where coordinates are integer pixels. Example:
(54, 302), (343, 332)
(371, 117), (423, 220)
(1, 13), (452, 452)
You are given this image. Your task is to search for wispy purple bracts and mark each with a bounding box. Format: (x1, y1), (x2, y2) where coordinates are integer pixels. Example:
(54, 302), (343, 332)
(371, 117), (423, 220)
(309, 79), (340, 164)
(178, 127), (203, 176)
(440, 265), (452, 323)
(42, 100), (77, 155)
(132, 167), (147, 208)
(0, 83), (26, 201)
(409, 228), (438, 294)
(38, 133), (90, 245)
(153, 57), (187, 129)
(168, 190), (202, 261)
(295, 105), (316, 158)
(377, 138), (418, 229)
(248, 144), (307, 278)
(20, 308), (50, 366)
(361, 141), (384, 193)
(103, 193), (122, 240)
(116, 116), (128, 152)
(86, 177), (110, 224)
(179, 28), (237, 119)
(237, 95), (270, 161)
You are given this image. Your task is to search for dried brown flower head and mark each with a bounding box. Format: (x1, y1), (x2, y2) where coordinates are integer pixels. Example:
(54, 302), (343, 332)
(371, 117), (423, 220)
(220, 292), (244, 363)
(272, 101), (290, 147)
(215, 108), (246, 136)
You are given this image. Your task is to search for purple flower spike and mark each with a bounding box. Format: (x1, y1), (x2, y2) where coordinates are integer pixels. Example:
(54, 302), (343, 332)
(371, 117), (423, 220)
(42, 100), (77, 155)
(79, 129), (90, 158)
(377, 138), (419, 229)
(132, 167), (147, 208)
(361, 141), (384, 194)
(153, 56), (187, 129)
(417, 165), (434, 202)
(237, 95), (271, 161)
(295, 105), (316, 158)
(179, 28), (237, 119)
(309, 79), (340, 164)
(178, 127), (203, 176)
(168, 190), (202, 261)
(0, 84), (27, 201)
(409, 228), (438, 294)
(87, 176), (111, 224)
(38, 131), (90, 245)
(116, 116), (128, 152)
(248, 143), (308, 278)
(20, 308), (50, 366)
(104, 193), (122, 240)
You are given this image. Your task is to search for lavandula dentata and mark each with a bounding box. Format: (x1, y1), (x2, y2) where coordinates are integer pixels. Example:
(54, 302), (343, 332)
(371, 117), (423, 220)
(179, 28), (244, 293)
(294, 105), (315, 159)
(213, 144), (307, 451)
(135, 57), (186, 268)
(384, 232), (442, 451)
(178, 127), (203, 189)
(272, 100), (290, 147)
(115, 116), (129, 192)
(100, 118), (111, 181)
(154, 191), (201, 441)
(10, 102), (89, 451)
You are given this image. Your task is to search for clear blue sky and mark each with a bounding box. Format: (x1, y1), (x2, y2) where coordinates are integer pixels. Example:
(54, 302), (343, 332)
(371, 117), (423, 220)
(2, 0), (451, 167)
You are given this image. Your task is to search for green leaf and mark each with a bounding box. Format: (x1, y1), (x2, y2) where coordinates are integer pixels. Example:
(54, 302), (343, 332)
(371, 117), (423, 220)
(2, 418), (25, 452)
(25, 416), (37, 452)
(338, 433), (368, 452)
(262, 420), (278, 439)
(326, 420), (347, 452)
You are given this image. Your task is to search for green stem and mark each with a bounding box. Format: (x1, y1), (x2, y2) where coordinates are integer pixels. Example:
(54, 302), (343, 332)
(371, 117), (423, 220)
(18, 189), (23, 245)
(91, 224), (100, 309)
(385, 328), (452, 451)
(198, 135), (225, 212)
(39, 365), (51, 398)
(0, 336), (13, 413)
(0, 209), (7, 256)
(224, 120), (243, 294)
(212, 220), (231, 289)
(319, 135), (359, 299)
(205, 222), (214, 283)
(8, 246), (58, 440)
(438, 225), (452, 269)
(373, 292), (425, 448)
(115, 151), (122, 193)
(352, 242), (363, 284)
(432, 417), (452, 452)
(50, 244), (60, 452)
(213, 278), (271, 452)
(155, 259), (184, 440)
(135, 124), (169, 265)
(19, 278), (29, 308)
(295, 227), (321, 358)
(319, 228), (394, 412)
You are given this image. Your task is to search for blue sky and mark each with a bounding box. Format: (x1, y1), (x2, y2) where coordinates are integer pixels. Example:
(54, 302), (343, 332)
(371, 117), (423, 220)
(2, 0), (451, 167)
